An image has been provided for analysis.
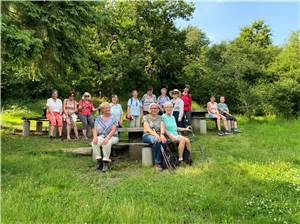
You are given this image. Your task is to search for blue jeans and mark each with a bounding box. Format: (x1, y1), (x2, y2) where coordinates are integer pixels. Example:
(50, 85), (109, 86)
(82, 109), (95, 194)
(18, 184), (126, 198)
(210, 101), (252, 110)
(142, 133), (166, 165)
(79, 114), (94, 130)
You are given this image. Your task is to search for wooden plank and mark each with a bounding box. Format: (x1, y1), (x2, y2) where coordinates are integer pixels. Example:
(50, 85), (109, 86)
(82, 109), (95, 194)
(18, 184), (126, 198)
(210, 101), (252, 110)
(118, 127), (144, 132)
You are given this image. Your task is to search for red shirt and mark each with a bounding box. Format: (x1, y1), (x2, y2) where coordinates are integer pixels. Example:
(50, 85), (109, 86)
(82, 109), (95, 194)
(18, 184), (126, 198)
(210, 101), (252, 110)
(78, 100), (95, 116)
(181, 93), (192, 111)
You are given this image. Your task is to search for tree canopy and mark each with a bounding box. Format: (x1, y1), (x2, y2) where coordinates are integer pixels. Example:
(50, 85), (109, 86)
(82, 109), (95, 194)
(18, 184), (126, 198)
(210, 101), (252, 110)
(1, 1), (299, 117)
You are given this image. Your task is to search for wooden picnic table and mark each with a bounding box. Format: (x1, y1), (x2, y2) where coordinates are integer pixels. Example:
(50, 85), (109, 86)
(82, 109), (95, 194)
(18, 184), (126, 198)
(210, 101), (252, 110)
(118, 127), (144, 143)
(191, 109), (207, 118)
(191, 109), (208, 133)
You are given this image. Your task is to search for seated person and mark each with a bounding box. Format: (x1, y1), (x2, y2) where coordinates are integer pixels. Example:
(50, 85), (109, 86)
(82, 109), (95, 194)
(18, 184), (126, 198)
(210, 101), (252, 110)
(91, 102), (119, 172)
(162, 102), (192, 163)
(207, 96), (231, 136)
(142, 103), (167, 171)
(218, 96), (241, 133)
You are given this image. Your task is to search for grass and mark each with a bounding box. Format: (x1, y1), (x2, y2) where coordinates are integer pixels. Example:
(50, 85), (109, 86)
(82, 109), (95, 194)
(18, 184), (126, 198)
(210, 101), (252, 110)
(1, 101), (300, 223)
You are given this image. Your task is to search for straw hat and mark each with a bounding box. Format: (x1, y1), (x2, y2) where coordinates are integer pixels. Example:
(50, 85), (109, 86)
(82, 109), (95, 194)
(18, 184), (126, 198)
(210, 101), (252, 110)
(169, 89), (181, 97)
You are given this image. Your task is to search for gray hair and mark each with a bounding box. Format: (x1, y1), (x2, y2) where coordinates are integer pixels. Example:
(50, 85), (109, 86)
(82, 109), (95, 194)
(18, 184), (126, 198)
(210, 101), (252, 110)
(149, 103), (158, 109)
(164, 101), (173, 108)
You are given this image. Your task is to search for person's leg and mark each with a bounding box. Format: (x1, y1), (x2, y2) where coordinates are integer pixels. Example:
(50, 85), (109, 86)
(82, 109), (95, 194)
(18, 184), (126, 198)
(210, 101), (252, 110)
(73, 123), (79, 139)
(184, 111), (192, 126)
(143, 134), (161, 166)
(183, 136), (191, 150)
(136, 115), (141, 127)
(55, 113), (63, 137)
(130, 117), (135, 127)
(66, 117), (72, 140)
(102, 136), (119, 162)
(46, 113), (56, 137)
(91, 136), (104, 161)
(87, 115), (95, 129)
(178, 137), (185, 161)
(216, 115), (221, 131)
(79, 115), (88, 139)
(173, 111), (179, 126)
(221, 115), (228, 130)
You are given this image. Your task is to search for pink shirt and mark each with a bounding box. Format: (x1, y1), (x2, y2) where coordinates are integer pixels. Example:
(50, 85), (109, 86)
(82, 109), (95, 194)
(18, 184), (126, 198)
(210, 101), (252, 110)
(181, 93), (192, 111)
(78, 100), (95, 116)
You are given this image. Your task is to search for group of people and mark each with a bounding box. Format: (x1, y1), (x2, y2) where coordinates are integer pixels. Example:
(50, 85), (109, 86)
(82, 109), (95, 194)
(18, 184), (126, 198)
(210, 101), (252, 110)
(45, 85), (240, 172)
(207, 95), (241, 136)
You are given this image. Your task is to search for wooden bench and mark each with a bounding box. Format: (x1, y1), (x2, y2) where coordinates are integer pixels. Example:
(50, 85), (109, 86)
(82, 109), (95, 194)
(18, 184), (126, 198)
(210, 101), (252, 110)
(22, 116), (91, 137)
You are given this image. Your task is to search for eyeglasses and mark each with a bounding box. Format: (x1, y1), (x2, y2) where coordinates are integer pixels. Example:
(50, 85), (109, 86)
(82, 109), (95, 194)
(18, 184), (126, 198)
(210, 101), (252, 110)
(84, 95), (90, 98)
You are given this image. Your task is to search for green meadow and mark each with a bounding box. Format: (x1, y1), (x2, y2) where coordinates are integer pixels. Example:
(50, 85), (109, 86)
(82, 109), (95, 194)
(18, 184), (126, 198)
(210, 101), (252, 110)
(1, 101), (299, 223)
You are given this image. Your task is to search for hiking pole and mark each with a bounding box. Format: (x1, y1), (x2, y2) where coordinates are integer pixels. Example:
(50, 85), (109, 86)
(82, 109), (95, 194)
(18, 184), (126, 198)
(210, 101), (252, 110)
(161, 146), (175, 174)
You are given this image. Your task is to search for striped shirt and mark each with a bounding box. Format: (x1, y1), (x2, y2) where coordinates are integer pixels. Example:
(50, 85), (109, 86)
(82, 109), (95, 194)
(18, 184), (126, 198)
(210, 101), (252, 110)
(142, 94), (157, 112)
(94, 115), (118, 137)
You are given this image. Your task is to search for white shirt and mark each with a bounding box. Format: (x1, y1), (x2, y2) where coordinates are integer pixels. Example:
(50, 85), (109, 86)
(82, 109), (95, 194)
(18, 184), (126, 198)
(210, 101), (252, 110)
(171, 98), (184, 120)
(47, 98), (62, 113)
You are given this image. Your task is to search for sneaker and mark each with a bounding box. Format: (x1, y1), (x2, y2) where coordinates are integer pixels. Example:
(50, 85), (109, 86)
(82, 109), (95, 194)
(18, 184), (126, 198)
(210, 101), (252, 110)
(224, 130), (232, 135)
(102, 161), (109, 172)
(96, 159), (103, 170)
(58, 136), (64, 141)
(49, 136), (54, 140)
(154, 164), (162, 172)
(217, 130), (224, 136)
(233, 128), (241, 133)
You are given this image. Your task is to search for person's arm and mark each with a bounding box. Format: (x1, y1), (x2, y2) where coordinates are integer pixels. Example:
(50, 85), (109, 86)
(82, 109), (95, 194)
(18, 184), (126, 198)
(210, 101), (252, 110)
(159, 121), (167, 143)
(92, 127), (98, 144)
(178, 100), (184, 121)
(75, 101), (78, 113)
(143, 121), (160, 140)
(157, 97), (162, 111)
(46, 99), (54, 115)
(63, 99), (68, 115)
(102, 124), (117, 145)
(58, 100), (62, 115)
(127, 99), (131, 115)
(119, 105), (123, 125)
(91, 102), (97, 112)
(78, 101), (83, 111)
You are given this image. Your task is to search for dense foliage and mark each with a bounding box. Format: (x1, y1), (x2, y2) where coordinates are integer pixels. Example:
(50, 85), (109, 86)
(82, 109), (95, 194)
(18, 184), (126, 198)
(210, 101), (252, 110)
(1, 1), (299, 117)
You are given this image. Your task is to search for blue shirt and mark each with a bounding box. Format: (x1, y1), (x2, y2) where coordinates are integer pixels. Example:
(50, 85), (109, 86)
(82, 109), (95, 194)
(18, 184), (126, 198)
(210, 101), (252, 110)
(127, 97), (142, 116)
(217, 103), (229, 112)
(157, 95), (170, 109)
(162, 114), (178, 136)
(110, 103), (123, 122)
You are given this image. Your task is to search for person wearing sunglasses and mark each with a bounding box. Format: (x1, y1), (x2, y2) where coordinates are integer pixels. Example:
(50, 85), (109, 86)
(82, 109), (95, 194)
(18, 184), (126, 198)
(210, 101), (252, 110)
(78, 92), (97, 140)
(63, 91), (79, 140)
(170, 89), (185, 127)
(142, 103), (167, 171)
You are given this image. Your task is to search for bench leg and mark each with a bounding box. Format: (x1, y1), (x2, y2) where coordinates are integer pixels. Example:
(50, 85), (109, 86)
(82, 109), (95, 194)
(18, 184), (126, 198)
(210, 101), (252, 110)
(23, 120), (30, 136)
(200, 119), (207, 134)
(36, 121), (43, 133)
(142, 147), (153, 166)
(129, 145), (142, 161)
(48, 123), (58, 137)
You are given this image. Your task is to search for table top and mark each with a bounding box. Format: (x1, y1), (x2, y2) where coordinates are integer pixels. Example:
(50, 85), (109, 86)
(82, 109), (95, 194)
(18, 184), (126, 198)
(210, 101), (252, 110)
(118, 127), (144, 132)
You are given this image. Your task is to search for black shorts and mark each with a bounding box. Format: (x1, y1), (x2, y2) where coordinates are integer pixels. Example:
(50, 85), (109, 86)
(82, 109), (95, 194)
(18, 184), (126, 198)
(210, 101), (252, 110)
(221, 113), (236, 121)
